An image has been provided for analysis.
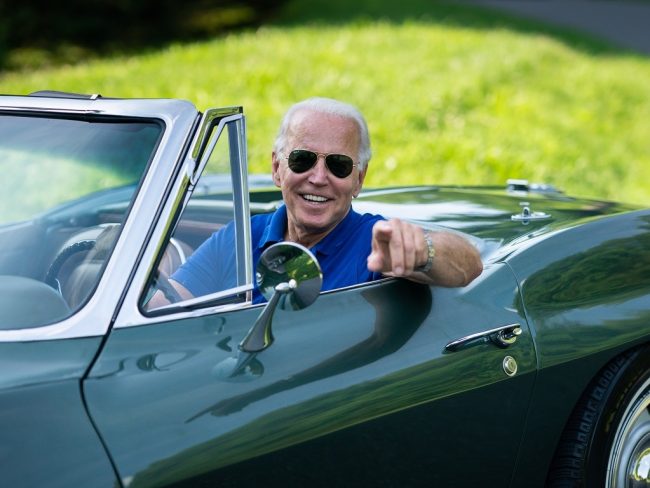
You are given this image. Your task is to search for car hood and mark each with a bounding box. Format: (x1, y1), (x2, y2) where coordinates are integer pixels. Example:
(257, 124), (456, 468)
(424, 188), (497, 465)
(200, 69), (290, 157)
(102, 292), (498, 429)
(350, 185), (640, 263)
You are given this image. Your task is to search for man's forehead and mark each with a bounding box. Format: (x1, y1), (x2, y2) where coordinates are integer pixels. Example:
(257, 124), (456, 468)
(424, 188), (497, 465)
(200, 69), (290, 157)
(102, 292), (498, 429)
(287, 109), (360, 145)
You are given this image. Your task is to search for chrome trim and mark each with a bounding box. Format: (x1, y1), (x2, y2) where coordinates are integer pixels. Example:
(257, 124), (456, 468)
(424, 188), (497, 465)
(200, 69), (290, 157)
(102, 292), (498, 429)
(190, 113), (242, 184)
(445, 323), (522, 352)
(153, 284), (253, 312)
(230, 117), (253, 290)
(0, 106), (103, 114)
(511, 201), (552, 223)
(502, 356), (518, 377)
(191, 106), (243, 162)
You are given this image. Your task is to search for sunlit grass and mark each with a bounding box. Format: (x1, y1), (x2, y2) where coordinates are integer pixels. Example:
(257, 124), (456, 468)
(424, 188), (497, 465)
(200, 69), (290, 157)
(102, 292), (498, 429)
(1, 2), (649, 204)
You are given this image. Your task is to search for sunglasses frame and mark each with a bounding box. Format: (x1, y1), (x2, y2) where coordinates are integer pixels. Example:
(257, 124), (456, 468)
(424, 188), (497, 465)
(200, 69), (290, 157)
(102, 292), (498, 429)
(283, 149), (358, 178)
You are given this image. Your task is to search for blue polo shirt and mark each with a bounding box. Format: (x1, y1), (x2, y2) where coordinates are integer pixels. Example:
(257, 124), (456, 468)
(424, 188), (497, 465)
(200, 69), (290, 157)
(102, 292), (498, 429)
(172, 204), (385, 303)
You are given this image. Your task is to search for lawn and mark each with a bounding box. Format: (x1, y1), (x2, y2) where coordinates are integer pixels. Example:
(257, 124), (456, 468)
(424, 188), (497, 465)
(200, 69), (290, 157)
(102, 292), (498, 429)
(1, 0), (649, 204)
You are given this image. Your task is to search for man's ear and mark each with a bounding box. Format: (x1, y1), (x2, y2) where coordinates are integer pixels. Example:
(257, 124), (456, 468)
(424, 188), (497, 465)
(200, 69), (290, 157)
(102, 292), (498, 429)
(271, 152), (282, 188)
(353, 165), (368, 198)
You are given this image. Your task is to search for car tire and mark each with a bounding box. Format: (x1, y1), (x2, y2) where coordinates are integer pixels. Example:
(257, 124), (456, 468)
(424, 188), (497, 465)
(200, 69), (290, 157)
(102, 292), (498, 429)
(546, 345), (650, 487)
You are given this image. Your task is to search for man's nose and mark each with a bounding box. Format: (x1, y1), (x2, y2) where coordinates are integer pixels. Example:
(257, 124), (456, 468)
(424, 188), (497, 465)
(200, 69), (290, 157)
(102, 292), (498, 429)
(308, 156), (329, 183)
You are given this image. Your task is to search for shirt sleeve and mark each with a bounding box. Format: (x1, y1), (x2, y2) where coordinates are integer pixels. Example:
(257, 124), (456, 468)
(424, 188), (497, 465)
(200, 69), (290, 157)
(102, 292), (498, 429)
(171, 222), (237, 297)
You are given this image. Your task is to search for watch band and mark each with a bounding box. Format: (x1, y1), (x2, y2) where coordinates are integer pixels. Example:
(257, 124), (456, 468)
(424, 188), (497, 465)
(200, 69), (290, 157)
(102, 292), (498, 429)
(415, 231), (435, 273)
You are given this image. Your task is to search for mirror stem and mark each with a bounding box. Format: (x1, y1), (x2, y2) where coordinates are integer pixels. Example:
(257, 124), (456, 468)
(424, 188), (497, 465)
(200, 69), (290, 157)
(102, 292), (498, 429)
(239, 281), (294, 353)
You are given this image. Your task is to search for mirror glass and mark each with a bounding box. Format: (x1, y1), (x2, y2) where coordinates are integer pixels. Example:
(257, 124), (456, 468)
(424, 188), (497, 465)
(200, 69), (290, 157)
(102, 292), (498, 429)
(256, 242), (322, 310)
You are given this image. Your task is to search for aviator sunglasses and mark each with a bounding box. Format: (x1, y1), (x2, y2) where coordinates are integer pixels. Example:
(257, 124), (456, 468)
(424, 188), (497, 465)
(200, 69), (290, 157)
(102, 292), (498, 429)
(285, 149), (357, 178)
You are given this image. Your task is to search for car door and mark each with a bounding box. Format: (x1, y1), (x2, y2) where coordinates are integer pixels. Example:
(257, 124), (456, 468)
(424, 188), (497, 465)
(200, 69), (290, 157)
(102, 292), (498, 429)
(84, 111), (536, 487)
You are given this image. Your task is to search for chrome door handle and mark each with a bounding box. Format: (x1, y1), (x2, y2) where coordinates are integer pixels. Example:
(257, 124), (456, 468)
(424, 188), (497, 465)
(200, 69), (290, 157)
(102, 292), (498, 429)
(445, 323), (522, 352)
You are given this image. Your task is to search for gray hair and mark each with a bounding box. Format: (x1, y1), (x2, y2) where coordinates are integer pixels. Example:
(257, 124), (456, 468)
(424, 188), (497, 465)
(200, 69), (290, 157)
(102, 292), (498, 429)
(273, 97), (372, 170)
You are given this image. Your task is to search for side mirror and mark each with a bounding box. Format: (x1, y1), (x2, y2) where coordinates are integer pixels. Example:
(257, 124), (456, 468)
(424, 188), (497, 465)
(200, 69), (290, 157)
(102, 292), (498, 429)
(239, 242), (322, 353)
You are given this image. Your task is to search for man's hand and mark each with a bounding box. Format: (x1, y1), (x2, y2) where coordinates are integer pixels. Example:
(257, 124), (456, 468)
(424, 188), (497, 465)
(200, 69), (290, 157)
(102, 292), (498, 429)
(367, 219), (483, 287)
(367, 219), (427, 277)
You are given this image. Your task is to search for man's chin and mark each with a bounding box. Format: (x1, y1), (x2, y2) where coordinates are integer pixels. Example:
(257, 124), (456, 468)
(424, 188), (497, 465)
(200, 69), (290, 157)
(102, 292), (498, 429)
(293, 216), (337, 236)
(289, 206), (349, 236)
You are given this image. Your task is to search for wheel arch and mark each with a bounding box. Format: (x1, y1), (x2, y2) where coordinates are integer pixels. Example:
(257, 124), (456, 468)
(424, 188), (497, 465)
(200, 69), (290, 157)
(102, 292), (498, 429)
(545, 342), (650, 486)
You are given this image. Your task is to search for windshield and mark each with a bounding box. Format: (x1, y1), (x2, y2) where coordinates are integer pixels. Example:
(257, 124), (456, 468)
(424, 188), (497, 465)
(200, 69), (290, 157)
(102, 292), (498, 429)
(0, 112), (163, 329)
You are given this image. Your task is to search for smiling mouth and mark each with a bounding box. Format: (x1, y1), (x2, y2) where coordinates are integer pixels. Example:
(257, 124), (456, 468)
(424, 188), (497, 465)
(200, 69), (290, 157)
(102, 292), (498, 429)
(302, 194), (329, 203)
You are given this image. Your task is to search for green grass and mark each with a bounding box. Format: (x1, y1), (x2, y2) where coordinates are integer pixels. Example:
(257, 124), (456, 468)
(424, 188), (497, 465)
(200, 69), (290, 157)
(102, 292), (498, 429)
(2, 0), (649, 204)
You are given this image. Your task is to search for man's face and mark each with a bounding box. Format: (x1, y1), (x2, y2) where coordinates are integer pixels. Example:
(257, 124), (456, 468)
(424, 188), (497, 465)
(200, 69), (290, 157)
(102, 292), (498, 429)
(272, 109), (367, 242)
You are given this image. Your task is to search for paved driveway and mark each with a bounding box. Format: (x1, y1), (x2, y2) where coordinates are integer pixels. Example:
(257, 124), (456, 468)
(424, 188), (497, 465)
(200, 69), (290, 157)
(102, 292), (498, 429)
(462, 0), (650, 55)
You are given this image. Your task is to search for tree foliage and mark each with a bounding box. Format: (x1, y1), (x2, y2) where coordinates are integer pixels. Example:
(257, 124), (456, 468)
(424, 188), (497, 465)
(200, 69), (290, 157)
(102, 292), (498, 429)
(0, 0), (286, 68)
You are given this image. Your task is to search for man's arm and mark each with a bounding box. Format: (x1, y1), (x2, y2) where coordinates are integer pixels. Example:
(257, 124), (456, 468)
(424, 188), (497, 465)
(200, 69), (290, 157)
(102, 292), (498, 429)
(145, 279), (194, 310)
(367, 219), (483, 287)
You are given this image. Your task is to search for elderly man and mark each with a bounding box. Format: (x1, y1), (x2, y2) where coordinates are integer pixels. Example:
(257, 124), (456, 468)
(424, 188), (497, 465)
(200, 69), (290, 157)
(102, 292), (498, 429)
(160, 97), (482, 305)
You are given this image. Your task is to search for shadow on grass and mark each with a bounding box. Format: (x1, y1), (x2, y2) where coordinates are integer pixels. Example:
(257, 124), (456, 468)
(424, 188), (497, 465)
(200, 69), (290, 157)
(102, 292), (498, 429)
(271, 0), (633, 57)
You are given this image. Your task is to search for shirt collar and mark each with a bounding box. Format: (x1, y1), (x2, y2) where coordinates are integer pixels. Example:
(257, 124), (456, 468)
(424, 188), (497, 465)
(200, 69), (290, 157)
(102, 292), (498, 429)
(258, 204), (361, 256)
(311, 206), (360, 257)
(258, 204), (288, 250)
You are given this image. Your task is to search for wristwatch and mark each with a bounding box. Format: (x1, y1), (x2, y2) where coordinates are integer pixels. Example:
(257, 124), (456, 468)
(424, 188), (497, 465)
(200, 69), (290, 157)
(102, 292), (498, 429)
(415, 231), (435, 273)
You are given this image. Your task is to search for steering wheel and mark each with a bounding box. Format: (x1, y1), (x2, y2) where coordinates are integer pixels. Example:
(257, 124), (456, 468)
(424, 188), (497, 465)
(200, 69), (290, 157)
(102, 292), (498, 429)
(45, 240), (96, 292)
(45, 225), (120, 309)
(153, 270), (183, 304)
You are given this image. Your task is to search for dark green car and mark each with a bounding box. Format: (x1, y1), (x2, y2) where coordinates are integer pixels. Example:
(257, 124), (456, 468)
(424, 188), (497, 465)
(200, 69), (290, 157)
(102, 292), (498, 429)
(1, 92), (648, 487)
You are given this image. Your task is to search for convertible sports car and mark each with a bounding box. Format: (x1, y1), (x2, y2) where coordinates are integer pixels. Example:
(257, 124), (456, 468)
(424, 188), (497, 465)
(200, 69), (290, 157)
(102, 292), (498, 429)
(0, 92), (648, 487)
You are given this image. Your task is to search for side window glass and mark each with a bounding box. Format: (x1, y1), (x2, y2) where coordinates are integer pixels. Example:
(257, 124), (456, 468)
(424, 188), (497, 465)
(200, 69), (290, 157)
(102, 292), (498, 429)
(143, 118), (251, 312)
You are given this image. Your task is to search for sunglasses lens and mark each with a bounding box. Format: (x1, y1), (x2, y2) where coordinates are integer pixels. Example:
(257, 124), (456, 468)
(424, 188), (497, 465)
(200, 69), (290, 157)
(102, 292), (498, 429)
(287, 150), (355, 178)
(325, 154), (354, 178)
(287, 150), (317, 173)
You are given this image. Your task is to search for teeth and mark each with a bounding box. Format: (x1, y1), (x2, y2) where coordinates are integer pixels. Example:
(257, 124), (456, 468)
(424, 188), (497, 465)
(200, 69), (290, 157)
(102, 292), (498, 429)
(303, 194), (327, 202)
